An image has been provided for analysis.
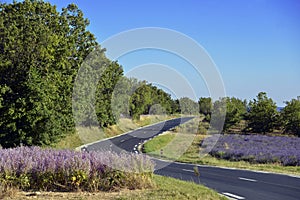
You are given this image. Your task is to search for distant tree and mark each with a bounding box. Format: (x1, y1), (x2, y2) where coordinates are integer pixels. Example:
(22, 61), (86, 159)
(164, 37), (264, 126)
(210, 98), (226, 131)
(149, 104), (166, 115)
(224, 97), (247, 131)
(129, 83), (175, 120)
(246, 92), (279, 133)
(281, 99), (300, 136)
(171, 99), (181, 114)
(179, 97), (199, 115)
(111, 77), (140, 120)
(129, 83), (153, 120)
(152, 87), (173, 114)
(198, 97), (212, 121)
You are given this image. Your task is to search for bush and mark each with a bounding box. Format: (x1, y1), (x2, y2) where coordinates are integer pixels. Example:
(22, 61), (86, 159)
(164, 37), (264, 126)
(0, 147), (154, 192)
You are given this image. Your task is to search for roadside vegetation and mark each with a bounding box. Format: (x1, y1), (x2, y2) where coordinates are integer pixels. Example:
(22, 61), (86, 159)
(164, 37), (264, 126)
(0, 147), (154, 192)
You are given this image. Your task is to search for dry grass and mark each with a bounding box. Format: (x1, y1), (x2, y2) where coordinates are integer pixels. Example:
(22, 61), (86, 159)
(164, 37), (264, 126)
(1, 175), (226, 200)
(0, 184), (20, 200)
(1, 190), (138, 200)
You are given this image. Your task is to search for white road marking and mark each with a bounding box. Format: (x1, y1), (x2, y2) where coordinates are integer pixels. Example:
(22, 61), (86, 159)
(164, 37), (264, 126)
(134, 144), (138, 147)
(222, 192), (245, 200)
(120, 139), (125, 143)
(238, 177), (257, 182)
(219, 193), (236, 200)
(288, 174), (300, 179)
(182, 169), (194, 173)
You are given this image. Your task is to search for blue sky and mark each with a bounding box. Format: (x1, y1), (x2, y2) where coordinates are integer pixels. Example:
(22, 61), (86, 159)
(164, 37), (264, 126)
(8, 0), (300, 106)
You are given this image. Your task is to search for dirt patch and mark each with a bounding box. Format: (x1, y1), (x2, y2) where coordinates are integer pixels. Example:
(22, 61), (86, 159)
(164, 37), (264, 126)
(2, 189), (145, 200)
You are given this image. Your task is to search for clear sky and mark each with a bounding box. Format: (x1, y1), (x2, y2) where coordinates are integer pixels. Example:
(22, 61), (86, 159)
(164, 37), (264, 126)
(7, 0), (300, 106)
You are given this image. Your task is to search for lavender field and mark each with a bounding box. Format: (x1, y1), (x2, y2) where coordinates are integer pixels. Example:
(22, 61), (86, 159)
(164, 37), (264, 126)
(0, 147), (154, 191)
(207, 134), (300, 166)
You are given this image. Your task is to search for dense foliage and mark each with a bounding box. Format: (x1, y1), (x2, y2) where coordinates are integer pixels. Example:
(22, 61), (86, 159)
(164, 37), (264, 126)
(179, 97), (199, 115)
(246, 92), (279, 133)
(223, 97), (247, 131)
(204, 92), (300, 136)
(0, 0), (98, 147)
(207, 134), (300, 166)
(0, 146), (154, 191)
(281, 99), (300, 136)
(129, 82), (175, 120)
(198, 97), (212, 121)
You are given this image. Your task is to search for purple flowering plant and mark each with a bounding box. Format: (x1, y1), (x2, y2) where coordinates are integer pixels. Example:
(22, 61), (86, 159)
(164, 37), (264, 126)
(207, 134), (300, 166)
(0, 146), (154, 191)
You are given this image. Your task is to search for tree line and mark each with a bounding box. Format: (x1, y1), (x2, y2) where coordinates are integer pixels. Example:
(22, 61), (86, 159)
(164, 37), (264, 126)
(199, 92), (300, 136)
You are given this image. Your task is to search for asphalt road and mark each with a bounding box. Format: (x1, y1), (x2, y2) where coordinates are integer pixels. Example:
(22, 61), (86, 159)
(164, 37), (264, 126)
(82, 117), (193, 153)
(81, 117), (300, 200)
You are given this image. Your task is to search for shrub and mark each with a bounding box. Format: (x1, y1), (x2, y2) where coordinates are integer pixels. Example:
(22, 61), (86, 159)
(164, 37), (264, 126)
(0, 146), (154, 191)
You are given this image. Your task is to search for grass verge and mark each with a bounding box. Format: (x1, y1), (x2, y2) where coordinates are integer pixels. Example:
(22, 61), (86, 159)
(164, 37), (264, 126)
(2, 175), (226, 200)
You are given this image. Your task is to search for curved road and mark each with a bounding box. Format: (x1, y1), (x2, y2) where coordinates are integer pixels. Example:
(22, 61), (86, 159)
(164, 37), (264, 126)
(81, 117), (300, 200)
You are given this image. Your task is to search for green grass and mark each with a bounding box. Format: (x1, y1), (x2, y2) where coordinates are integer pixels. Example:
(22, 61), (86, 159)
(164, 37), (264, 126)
(143, 132), (175, 153)
(53, 132), (84, 149)
(114, 175), (226, 200)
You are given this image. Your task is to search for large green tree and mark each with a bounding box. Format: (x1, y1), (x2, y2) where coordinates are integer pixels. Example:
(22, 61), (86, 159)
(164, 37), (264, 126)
(72, 48), (123, 127)
(281, 99), (300, 136)
(246, 92), (279, 133)
(95, 61), (123, 127)
(0, 0), (98, 147)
